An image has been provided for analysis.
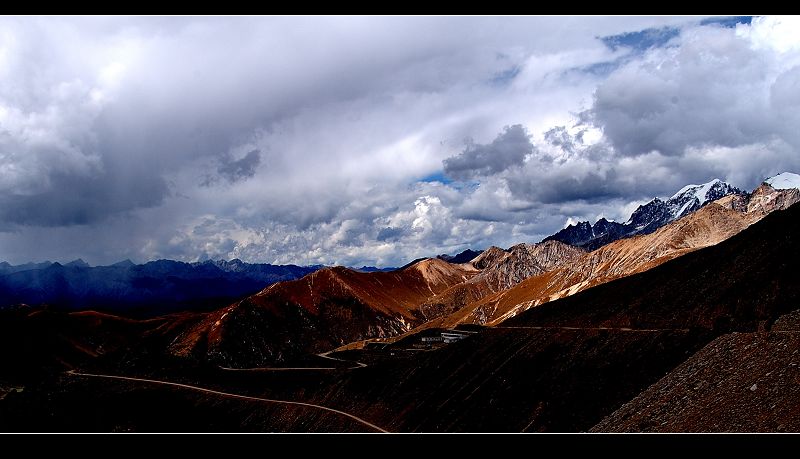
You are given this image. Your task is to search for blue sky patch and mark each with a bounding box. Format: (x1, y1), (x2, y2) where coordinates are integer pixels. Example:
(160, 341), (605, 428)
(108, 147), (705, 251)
(700, 16), (753, 28)
(418, 172), (454, 185)
(579, 60), (624, 77)
(490, 65), (522, 87)
(577, 26), (683, 77)
(600, 26), (681, 53)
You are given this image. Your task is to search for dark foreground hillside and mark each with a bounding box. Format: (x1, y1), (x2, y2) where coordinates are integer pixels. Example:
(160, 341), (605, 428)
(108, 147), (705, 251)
(592, 310), (800, 432)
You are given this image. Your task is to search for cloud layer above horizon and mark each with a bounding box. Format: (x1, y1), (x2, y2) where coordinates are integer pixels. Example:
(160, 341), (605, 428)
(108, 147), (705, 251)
(1, 16), (799, 266)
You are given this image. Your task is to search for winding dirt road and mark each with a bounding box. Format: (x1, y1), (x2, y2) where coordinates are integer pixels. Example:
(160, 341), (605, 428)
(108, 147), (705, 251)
(219, 352), (367, 372)
(66, 370), (387, 433)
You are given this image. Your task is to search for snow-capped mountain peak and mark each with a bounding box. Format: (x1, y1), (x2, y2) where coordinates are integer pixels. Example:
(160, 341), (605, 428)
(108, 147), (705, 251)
(545, 178), (743, 251)
(670, 178), (718, 200)
(667, 179), (739, 220)
(765, 172), (800, 190)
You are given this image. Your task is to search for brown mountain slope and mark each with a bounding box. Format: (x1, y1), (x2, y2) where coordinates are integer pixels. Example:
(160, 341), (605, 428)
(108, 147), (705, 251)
(168, 258), (477, 367)
(434, 183), (800, 328)
(473, 241), (587, 291)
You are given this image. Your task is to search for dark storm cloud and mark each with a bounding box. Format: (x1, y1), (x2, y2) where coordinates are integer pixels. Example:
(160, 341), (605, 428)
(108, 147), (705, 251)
(202, 149), (262, 186)
(0, 136), (175, 229)
(507, 169), (623, 205)
(544, 126), (577, 154)
(0, 174), (167, 227)
(376, 226), (406, 242)
(219, 150), (261, 183)
(443, 125), (534, 180)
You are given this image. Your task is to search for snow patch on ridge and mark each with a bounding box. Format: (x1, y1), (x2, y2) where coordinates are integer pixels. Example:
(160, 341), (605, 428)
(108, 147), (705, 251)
(765, 172), (800, 190)
(696, 178), (722, 204)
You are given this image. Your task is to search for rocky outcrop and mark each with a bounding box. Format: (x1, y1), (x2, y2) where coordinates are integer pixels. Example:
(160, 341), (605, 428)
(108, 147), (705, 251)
(746, 183), (800, 215)
(417, 241), (585, 321)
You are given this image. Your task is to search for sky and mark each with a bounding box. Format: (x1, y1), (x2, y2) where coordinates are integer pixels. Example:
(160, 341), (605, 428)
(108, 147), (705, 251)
(1, 15), (800, 267)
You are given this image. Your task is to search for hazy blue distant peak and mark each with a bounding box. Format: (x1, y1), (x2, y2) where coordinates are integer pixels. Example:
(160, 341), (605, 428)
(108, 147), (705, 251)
(65, 259), (90, 268)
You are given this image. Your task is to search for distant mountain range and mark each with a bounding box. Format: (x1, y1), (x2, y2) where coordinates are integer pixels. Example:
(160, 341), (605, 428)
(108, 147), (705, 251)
(436, 249), (483, 264)
(349, 266), (398, 273)
(0, 259), (319, 315)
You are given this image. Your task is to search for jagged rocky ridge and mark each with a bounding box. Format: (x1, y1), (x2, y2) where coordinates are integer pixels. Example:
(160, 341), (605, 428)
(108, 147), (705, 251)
(544, 179), (744, 250)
